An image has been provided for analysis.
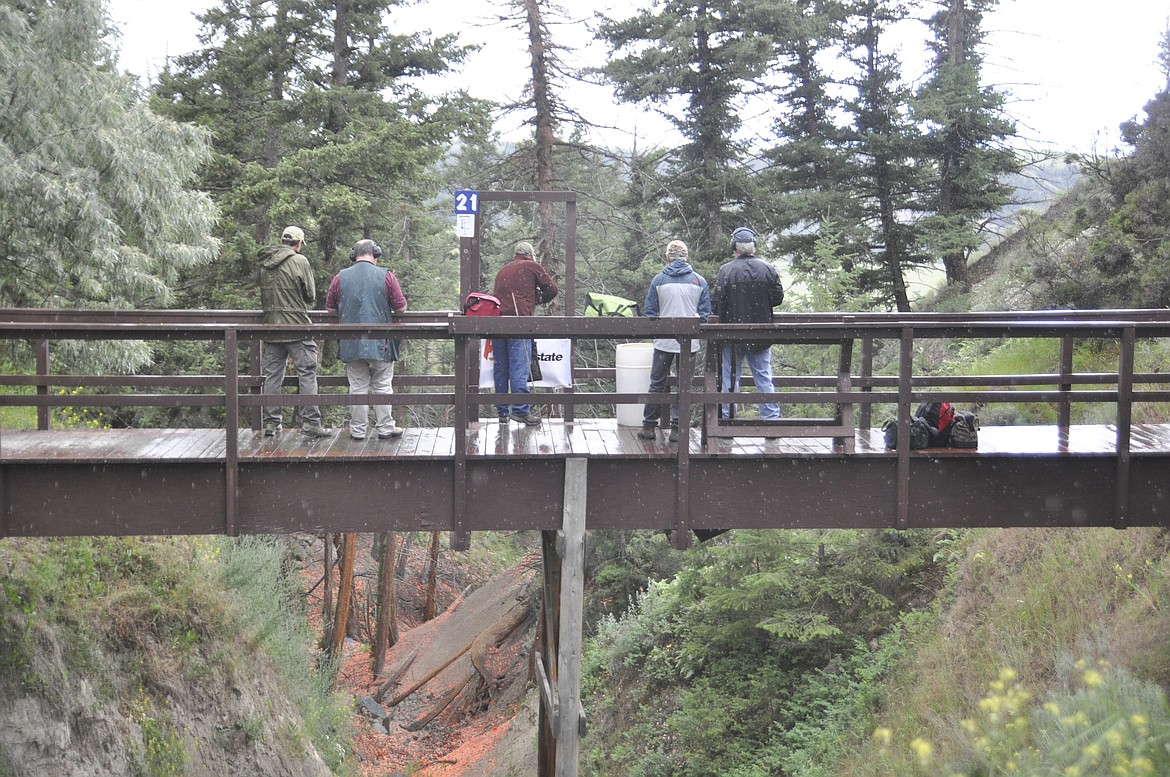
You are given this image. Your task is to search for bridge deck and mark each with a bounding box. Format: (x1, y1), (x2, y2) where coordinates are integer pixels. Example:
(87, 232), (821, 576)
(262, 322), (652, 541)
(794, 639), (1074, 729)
(4, 421), (1170, 538)
(5, 420), (1170, 463)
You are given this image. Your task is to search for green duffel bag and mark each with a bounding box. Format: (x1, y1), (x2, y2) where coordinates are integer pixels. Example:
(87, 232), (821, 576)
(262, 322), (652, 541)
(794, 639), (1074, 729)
(584, 292), (639, 317)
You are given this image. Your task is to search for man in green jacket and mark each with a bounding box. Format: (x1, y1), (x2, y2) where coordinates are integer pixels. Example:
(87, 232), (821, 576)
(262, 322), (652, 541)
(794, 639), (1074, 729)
(257, 226), (331, 437)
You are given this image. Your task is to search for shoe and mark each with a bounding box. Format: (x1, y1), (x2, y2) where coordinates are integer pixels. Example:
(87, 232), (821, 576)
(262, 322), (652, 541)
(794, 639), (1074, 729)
(350, 433), (366, 441)
(378, 427), (404, 439)
(636, 426), (657, 440)
(263, 422), (281, 437)
(511, 412), (541, 427)
(301, 423), (333, 438)
(498, 413), (510, 424)
(669, 427), (680, 443)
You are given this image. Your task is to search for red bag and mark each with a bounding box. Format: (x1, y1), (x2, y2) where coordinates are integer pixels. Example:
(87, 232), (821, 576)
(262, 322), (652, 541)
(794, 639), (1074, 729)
(463, 292), (501, 317)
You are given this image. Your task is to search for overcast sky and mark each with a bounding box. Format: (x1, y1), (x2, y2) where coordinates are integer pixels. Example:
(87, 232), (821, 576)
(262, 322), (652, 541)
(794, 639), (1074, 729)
(106, 0), (1169, 154)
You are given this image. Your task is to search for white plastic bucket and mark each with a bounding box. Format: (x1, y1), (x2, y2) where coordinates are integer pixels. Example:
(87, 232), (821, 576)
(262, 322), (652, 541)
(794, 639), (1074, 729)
(615, 342), (655, 426)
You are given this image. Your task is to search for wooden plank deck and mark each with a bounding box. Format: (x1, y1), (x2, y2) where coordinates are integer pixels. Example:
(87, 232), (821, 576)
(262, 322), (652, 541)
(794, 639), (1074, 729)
(5, 420), (1170, 537)
(3, 420), (1169, 463)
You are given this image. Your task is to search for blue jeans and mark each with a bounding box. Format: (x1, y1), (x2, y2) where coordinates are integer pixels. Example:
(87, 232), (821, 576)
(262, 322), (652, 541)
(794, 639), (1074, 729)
(492, 338), (531, 416)
(721, 343), (780, 420)
(642, 348), (684, 428)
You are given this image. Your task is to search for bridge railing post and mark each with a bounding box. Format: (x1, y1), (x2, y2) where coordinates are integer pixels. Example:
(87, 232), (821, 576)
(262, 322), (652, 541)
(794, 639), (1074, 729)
(859, 336), (874, 431)
(1058, 335), (1074, 448)
(35, 338), (50, 431)
(895, 327), (914, 530)
(248, 338), (263, 431)
(451, 323), (471, 551)
(672, 338), (693, 550)
(1115, 326), (1135, 529)
(224, 328), (240, 537)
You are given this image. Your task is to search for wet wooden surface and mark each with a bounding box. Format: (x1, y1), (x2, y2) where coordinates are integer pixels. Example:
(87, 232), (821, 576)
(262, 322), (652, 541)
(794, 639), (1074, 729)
(3, 420), (1169, 463)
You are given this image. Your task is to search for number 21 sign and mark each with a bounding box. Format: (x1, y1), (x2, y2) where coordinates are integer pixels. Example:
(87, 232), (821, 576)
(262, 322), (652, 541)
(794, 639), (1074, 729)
(454, 190), (478, 237)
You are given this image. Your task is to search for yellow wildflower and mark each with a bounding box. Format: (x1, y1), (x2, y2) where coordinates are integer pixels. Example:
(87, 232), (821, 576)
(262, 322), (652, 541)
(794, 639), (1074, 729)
(1131, 756), (1155, 775)
(909, 737), (933, 764)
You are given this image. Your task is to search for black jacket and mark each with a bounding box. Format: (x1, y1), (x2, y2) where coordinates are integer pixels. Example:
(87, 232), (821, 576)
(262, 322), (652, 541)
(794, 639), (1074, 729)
(714, 254), (784, 351)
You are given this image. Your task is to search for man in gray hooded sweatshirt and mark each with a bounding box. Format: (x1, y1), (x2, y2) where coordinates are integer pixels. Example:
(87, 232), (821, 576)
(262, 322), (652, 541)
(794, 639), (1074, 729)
(257, 226), (330, 437)
(637, 239), (712, 443)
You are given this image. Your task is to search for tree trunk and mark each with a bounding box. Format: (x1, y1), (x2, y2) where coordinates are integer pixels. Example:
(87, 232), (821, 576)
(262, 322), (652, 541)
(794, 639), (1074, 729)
(330, 532), (357, 659)
(372, 531), (399, 676)
(694, 24), (725, 257)
(520, 0), (563, 312)
(261, 1), (287, 169)
(878, 161), (911, 312)
(323, 532), (334, 623)
(327, 0), (350, 135)
(940, 0), (971, 290)
(423, 531), (441, 621)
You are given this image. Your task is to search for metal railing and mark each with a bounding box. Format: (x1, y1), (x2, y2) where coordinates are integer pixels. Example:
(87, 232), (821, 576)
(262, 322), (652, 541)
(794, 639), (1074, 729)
(3, 307), (1170, 448)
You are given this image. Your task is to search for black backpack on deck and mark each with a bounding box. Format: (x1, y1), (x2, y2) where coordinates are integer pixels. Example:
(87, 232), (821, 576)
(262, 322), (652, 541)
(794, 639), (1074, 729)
(883, 417), (932, 450)
(915, 401), (955, 447)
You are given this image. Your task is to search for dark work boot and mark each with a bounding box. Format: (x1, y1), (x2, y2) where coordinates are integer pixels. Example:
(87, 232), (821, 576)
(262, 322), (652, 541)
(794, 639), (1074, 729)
(512, 412), (541, 427)
(669, 427), (680, 443)
(637, 426), (657, 440)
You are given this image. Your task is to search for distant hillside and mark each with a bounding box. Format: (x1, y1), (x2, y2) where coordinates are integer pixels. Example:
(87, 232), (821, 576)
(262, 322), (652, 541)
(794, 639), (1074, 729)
(1001, 156), (1082, 219)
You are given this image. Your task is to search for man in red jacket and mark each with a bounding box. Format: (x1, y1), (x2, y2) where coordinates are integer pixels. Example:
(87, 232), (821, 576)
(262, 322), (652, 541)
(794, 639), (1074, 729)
(491, 241), (558, 426)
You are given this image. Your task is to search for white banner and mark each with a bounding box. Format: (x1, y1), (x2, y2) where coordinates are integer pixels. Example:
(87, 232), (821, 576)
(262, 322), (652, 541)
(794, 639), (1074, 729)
(478, 338), (573, 389)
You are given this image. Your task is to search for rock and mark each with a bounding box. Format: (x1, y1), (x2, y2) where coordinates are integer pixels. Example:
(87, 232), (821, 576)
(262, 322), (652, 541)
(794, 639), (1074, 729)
(358, 695), (388, 720)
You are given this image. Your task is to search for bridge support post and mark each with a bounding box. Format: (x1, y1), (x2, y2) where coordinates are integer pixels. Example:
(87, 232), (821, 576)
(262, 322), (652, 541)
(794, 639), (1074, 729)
(537, 457), (587, 777)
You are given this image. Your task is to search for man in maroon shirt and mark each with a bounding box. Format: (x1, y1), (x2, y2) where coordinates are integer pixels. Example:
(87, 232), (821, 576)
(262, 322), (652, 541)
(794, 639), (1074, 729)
(491, 241), (558, 425)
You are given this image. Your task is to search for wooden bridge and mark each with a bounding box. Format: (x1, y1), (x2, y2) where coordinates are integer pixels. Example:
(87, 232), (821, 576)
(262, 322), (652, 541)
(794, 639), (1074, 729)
(5, 307), (1170, 776)
(3, 307), (1170, 544)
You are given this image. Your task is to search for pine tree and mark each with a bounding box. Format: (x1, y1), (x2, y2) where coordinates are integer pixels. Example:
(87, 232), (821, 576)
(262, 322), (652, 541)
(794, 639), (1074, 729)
(598, 1), (779, 263)
(153, 0), (490, 304)
(0, 0), (217, 320)
(840, 0), (926, 311)
(758, 0), (867, 303)
(914, 0), (1018, 290)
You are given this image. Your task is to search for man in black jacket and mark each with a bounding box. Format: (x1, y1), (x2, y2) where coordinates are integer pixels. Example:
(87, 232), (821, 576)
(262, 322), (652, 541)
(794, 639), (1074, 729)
(714, 227), (785, 420)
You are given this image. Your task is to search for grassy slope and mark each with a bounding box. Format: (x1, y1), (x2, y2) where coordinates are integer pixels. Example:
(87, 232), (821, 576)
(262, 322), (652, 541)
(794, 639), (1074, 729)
(833, 526), (1170, 775)
(828, 177), (1170, 774)
(0, 536), (353, 777)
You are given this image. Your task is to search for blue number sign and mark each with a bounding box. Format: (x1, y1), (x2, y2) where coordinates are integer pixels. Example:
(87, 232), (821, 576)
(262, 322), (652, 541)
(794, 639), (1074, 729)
(454, 190), (479, 215)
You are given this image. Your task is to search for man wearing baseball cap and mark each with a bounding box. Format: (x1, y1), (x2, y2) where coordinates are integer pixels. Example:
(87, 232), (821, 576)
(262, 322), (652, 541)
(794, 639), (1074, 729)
(256, 225), (332, 437)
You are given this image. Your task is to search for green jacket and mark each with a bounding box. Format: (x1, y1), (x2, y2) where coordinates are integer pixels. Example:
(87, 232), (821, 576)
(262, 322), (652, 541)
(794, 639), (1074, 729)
(257, 244), (315, 340)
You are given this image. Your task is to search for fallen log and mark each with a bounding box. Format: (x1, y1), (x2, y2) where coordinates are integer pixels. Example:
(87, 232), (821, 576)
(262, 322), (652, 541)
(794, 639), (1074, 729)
(373, 646), (419, 703)
(387, 600), (530, 708)
(470, 601), (532, 685)
(400, 674), (477, 732)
